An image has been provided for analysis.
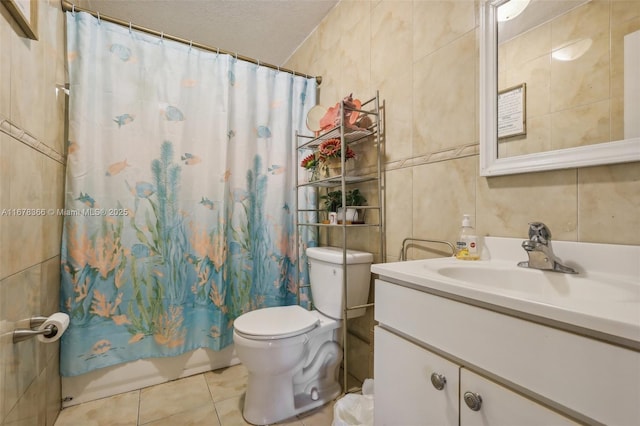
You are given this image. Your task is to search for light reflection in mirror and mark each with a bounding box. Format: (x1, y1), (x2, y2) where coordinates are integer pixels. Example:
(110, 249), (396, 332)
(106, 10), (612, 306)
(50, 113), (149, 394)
(497, 0), (530, 22)
(552, 38), (593, 62)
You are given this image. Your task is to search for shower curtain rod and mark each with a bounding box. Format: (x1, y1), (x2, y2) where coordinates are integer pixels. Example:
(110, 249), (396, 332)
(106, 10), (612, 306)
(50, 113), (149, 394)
(60, 0), (322, 86)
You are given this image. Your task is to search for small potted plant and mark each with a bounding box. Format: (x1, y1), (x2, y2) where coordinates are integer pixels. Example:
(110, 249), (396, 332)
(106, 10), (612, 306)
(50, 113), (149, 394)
(320, 190), (343, 212)
(318, 190), (342, 224)
(319, 188), (367, 224)
(343, 188), (367, 224)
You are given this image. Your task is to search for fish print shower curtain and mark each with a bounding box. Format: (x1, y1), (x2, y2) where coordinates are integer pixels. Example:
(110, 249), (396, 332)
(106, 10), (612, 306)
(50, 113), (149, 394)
(61, 12), (317, 376)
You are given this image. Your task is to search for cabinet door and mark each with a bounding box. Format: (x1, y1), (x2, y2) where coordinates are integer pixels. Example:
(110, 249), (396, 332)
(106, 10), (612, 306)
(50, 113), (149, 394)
(460, 368), (578, 426)
(374, 327), (459, 426)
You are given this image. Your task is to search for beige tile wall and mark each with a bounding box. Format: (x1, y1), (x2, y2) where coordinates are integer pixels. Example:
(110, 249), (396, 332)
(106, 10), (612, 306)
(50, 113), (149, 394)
(285, 0), (640, 381)
(0, 1), (67, 425)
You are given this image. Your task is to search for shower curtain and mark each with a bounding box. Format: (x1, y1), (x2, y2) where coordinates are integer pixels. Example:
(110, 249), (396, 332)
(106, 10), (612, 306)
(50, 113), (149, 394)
(60, 11), (317, 376)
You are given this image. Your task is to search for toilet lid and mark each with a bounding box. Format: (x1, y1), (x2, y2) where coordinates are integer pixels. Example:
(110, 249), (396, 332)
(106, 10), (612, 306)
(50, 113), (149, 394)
(234, 305), (319, 339)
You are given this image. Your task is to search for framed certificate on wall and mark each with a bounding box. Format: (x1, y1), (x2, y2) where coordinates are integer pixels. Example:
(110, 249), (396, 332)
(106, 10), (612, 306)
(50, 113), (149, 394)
(498, 83), (526, 139)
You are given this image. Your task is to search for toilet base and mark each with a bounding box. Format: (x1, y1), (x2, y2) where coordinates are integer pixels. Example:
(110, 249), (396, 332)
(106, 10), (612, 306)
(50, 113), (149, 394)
(292, 381), (341, 413)
(243, 371), (295, 425)
(242, 338), (342, 425)
(242, 373), (341, 425)
(235, 310), (344, 425)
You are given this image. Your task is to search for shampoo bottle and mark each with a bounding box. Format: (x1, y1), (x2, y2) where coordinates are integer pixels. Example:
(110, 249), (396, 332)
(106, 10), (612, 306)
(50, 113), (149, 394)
(455, 214), (480, 260)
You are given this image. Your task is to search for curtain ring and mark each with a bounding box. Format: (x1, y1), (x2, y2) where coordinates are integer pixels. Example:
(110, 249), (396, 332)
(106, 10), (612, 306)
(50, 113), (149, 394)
(71, 4), (75, 14)
(189, 40), (193, 51)
(97, 12), (101, 24)
(160, 31), (164, 42)
(129, 22), (132, 34)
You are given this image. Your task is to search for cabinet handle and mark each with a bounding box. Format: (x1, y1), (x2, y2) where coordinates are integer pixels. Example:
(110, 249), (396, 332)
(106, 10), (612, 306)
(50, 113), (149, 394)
(430, 373), (446, 390)
(463, 391), (482, 411)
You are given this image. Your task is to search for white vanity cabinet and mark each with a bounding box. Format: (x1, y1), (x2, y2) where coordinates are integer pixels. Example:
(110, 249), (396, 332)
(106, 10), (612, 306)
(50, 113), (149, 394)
(373, 278), (640, 425)
(459, 369), (577, 426)
(374, 327), (459, 425)
(375, 326), (577, 426)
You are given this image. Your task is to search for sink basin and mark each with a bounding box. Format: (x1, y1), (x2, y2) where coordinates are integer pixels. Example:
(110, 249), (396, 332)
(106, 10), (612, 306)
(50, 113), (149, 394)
(436, 264), (640, 304)
(372, 237), (640, 347)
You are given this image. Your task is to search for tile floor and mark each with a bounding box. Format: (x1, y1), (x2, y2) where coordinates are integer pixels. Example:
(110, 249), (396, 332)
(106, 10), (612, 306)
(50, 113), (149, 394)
(53, 364), (335, 426)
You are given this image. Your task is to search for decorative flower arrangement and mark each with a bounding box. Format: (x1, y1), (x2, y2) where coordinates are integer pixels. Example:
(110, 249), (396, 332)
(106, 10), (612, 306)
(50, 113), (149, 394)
(300, 138), (357, 182)
(300, 153), (319, 170)
(300, 152), (321, 182)
(317, 138), (356, 162)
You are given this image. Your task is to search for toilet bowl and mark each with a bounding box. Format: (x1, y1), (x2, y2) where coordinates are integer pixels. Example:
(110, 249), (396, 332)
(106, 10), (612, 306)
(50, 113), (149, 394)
(233, 306), (342, 425)
(233, 246), (373, 425)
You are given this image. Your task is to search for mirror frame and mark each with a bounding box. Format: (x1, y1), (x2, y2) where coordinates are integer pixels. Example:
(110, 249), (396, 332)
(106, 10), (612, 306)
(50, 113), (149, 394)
(480, 0), (640, 177)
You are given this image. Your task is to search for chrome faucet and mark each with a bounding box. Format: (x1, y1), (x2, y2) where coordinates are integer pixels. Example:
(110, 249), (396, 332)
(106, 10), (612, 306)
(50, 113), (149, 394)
(517, 222), (577, 274)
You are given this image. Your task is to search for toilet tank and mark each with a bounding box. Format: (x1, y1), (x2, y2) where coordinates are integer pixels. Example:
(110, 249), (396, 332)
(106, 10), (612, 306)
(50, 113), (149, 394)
(306, 246), (373, 320)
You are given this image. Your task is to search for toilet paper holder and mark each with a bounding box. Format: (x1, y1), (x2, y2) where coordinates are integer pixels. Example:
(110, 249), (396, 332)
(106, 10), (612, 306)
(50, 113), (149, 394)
(12, 316), (60, 344)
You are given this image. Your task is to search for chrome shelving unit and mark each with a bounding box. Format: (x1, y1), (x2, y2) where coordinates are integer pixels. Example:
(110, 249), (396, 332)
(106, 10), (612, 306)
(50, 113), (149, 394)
(295, 91), (384, 394)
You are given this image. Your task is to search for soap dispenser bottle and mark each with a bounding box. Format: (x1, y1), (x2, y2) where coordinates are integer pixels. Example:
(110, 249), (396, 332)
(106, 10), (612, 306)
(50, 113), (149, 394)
(455, 214), (480, 260)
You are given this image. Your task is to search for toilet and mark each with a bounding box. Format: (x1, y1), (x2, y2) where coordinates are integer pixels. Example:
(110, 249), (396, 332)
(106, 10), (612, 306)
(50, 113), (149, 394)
(233, 246), (373, 425)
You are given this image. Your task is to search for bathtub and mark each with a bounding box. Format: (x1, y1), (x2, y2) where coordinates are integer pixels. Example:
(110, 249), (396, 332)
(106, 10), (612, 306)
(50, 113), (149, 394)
(61, 345), (240, 407)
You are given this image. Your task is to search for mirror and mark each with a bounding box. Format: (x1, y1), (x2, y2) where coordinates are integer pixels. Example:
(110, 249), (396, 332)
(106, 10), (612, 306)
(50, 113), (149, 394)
(480, 0), (640, 176)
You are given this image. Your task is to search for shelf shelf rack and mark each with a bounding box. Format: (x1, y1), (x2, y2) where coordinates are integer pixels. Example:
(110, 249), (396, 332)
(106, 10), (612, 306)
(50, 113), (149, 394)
(295, 91), (384, 394)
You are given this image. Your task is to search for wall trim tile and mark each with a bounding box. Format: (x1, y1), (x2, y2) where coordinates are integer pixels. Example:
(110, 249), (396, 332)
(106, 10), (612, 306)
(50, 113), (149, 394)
(0, 114), (65, 164)
(385, 142), (479, 172)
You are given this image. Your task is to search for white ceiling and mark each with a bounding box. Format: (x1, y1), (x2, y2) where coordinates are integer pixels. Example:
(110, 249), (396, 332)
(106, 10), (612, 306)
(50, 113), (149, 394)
(76, 0), (339, 67)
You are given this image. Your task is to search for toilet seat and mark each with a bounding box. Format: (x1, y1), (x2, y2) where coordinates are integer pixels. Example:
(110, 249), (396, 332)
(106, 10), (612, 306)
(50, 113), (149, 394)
(234, 305), (319, 340)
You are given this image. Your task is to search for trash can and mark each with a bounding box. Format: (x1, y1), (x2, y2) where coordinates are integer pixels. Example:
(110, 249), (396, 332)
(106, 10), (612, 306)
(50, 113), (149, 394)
(332, 379), (374, 426)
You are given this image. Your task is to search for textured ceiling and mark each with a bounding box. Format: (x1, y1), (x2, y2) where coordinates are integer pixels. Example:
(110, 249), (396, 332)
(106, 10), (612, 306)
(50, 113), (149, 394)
(76, 0), (338, 67)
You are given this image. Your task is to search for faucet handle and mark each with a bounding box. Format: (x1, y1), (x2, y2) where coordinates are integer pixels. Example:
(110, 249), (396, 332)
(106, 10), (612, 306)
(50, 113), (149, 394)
(528, 222), (551, 244)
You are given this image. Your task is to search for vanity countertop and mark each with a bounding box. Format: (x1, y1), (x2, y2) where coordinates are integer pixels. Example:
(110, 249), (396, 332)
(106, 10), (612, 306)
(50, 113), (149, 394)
(372, 237), (640, 350)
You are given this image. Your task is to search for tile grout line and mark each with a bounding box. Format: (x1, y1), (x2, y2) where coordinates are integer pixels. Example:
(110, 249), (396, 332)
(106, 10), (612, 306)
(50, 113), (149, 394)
(136, 388), (142, 426)
(204, 372), (225, 426)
